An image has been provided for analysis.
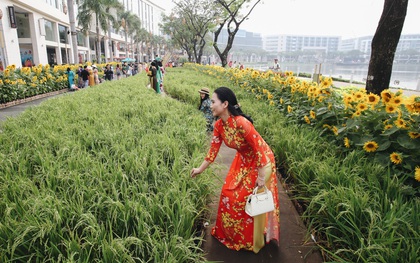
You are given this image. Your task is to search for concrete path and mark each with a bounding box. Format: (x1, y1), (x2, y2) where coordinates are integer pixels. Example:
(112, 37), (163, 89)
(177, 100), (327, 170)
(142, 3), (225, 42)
(203, 144), (323, 263)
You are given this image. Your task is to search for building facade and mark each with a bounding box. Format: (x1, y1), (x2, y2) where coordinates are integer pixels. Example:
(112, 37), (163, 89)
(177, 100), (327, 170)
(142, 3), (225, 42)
(0, 0), (165, 70)
(263, 34), (341, 54)
(339, 34), (420, 53)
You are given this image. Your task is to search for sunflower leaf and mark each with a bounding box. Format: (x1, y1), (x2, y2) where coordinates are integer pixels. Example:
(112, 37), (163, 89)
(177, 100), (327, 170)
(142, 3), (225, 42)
(380, 126), (400, 136)
(397, 134), (420, 150)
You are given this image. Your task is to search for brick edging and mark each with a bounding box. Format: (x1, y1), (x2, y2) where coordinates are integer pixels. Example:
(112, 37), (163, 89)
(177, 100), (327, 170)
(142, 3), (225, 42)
(0, 89), (68, 110)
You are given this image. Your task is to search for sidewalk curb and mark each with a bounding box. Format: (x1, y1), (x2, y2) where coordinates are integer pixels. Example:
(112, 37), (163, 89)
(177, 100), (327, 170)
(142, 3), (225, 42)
(0, 89), (68, 110)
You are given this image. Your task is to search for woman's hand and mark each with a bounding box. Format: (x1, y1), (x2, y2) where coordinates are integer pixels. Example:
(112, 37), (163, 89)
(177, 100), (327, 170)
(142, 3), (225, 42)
(256, 161), (272, 187)
(256, 176), (265, 187)
(190, 168), (202, 178)
(191, 160), (210, 178)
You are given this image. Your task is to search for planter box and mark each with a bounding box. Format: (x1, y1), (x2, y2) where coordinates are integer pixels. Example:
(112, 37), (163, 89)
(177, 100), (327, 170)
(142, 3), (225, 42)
(0, 89), (68, 110)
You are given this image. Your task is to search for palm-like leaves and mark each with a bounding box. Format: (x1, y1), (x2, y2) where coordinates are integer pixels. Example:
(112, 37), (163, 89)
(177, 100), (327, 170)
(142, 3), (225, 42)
(77, 0), (121, 63)
(118, 11), (141, 59)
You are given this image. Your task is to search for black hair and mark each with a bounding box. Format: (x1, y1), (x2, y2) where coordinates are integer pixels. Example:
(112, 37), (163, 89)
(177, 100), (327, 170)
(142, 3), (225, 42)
(214, 87), (253, 124)
(198, 93), (210, 110)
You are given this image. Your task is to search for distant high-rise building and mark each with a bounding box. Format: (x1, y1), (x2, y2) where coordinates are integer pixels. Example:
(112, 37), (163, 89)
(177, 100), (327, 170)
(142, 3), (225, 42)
(263, 34), (340, 54)
(338, 34), (420, 60)
(216, 29), (263, 50)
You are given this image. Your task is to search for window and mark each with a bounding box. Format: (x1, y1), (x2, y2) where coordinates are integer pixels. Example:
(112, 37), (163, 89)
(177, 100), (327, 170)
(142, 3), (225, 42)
(16, 13), (31, 38)
(58, 24), (68, 44)
(45, 19), (55, 41)
(77, 31), (86, 47)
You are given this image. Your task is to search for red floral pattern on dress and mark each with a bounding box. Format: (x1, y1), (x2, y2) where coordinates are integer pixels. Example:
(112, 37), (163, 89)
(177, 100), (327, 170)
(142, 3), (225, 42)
(205, 115), (280, 252)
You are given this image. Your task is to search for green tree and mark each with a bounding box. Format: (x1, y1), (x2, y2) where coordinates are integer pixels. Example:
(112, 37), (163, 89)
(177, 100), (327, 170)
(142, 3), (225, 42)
(366, 0), (409, 94)
(105, 0), (123, 62)
(212, 0), (262, 67)
(160, 14), (195, 61)
(78, 0), (120, 64)
(119, 11), (140, 59)
(161, 0), (215, 63)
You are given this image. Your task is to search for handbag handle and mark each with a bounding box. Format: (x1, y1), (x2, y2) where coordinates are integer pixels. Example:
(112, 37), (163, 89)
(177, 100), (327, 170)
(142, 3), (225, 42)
(252, 186), (268, 195)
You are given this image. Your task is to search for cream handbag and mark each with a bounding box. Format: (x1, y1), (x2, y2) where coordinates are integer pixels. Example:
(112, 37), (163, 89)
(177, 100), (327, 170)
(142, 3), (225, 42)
(245, 186), (275, 217)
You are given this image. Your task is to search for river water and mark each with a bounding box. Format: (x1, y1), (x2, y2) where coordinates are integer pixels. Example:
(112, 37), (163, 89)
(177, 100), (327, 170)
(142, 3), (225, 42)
(252, 62), (420, 91)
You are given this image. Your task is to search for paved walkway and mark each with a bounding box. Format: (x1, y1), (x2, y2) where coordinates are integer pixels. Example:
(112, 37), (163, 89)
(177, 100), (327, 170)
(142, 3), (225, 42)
(203, 144), (323, 263)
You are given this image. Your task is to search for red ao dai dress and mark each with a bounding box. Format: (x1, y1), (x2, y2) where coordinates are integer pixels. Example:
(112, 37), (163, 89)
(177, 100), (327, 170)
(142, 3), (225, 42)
(205, 115), (280, 253)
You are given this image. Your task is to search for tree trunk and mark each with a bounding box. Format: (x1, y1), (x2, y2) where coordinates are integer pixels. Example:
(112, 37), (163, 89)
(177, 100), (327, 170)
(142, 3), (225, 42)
(366, 0), (408, 94)
(125, 32), (128, 58)
(108, 20), (113, 62)
(67, 0), (78, 64)
(96, 17), (102, 64)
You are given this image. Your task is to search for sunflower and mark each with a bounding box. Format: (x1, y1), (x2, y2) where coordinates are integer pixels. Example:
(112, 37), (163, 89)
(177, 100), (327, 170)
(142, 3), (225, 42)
(353, 91), (365, 101)
(310, 110), (316, 119)
(391, 96), (403, 106)
(331, 126), (338, 135)
(304, 115), (311, 124)
(287, 105), (293, 113)
(366, 93), (380, 105)
(279, 98), (284, 104)
(390, 152), (403, 164)
(285, 71), (294, 77)
(343, 95), (353, 108)
(352, 111), (362, 118)
(320, 77), (333, 88)
(381, 90), (393, 103)
(408, 132), (420, 139)
(394, 118), (408, 129)
(251, 71), (260, 79)
(404, 95), (420, 114)
(357, 103), (368, 112)
(415, 166), (420, 182)
(384, 124), (393, 130)
(344, 137), (351, 148)
(363, 141), (379, 152)
(385, 104), (398, 113)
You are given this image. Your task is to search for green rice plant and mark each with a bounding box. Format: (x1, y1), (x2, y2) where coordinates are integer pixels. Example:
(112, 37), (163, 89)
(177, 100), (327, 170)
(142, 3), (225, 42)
(0, 75), (215, 262)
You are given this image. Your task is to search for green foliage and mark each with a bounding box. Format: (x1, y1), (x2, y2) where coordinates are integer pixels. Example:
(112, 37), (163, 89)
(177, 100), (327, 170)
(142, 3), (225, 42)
(0, 65), (68, 104)
(171, 64), (420, 263)
(196, 64), (420, 191)
(0, 75), (213, 262)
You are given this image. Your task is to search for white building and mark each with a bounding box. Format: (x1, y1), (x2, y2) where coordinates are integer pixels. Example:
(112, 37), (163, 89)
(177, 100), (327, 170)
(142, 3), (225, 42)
(263, 34), (341, 54)
(0, 0), (166, 70)
(338, 34), (420, 54)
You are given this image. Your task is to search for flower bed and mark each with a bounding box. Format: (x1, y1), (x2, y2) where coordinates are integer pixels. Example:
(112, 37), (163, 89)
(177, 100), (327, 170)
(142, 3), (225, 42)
(164, 65), (419, 263)
(192, 64), (420, 189)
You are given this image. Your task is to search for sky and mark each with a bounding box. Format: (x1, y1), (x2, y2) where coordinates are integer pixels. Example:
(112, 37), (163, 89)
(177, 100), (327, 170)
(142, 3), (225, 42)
(161, 0), (420, 39)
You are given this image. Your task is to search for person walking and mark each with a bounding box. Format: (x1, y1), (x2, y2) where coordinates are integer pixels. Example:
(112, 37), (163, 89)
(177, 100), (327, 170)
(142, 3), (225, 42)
(65, 67), (75, 90)
(92, 65), (100, 85)
(148, 61), (158, 93)
(80, 65), (90, 88)
(104, 64), (113, 81)
(191, 87), (280, 254)
(198, 87), (214, 132)
(115, 64), (122, 80)
(88, 66), (95, 86)
(77, 65), (83, 88)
